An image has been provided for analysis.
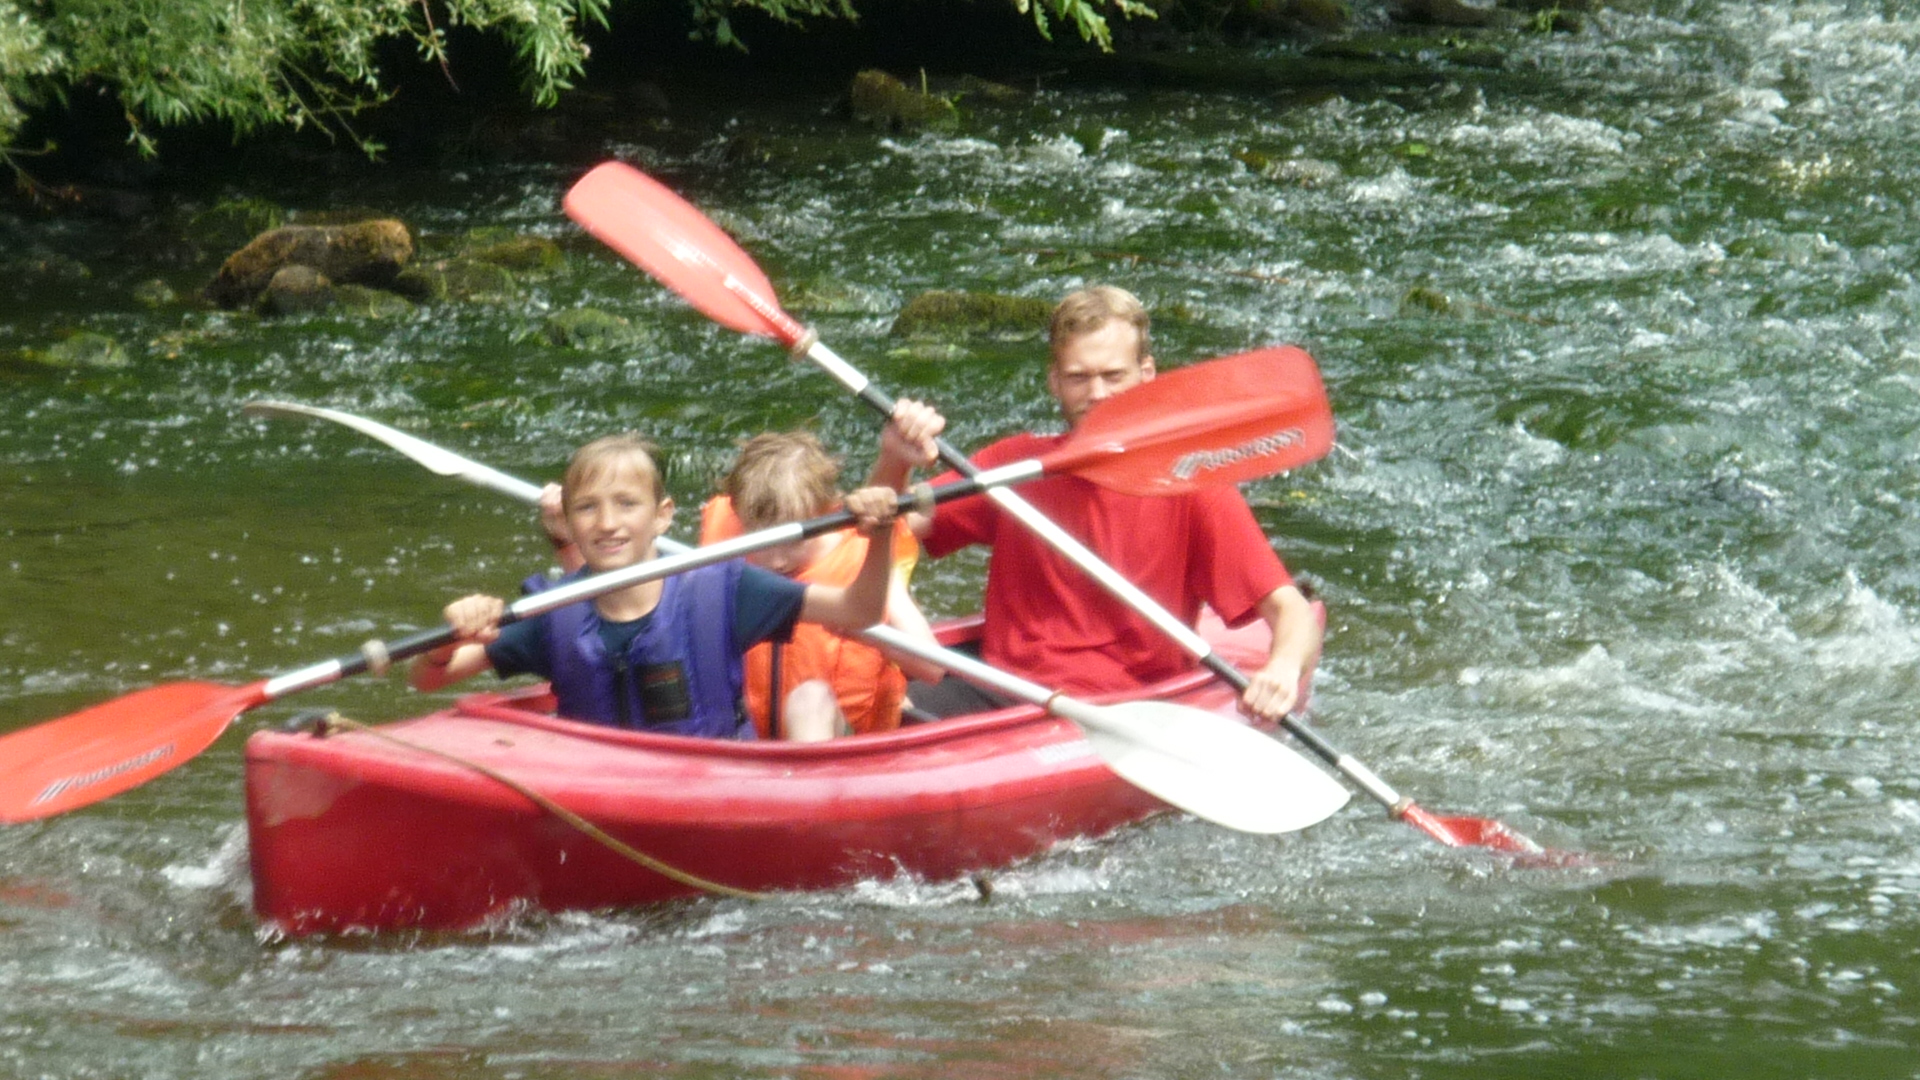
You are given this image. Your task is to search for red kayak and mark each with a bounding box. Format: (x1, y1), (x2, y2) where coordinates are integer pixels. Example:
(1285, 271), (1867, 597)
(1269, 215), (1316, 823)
(244, 614), (1280, 936)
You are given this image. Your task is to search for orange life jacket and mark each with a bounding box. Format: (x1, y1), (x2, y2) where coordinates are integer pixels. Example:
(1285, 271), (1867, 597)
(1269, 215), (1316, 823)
(698, 496), (920, 737)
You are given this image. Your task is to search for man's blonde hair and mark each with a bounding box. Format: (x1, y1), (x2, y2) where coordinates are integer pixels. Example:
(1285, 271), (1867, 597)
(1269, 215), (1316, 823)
(563, 434), (667, 506)
(723, 431), (842, 530)
(1048, 285), (1151, 363)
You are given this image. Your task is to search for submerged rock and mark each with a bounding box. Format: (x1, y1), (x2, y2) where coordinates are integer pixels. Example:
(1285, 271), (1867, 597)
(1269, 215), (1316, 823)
(332, 283), (415, 318)
(393, 257), (518, 303)
(543, 307), (645, 351)
(466, 232), (565, 271)
(12, 331), (131, 371)
(131, 279), (177, 307)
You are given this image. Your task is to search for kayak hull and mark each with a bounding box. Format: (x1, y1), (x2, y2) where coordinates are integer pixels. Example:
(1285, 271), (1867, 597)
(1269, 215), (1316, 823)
(244, 615), (1278, 936)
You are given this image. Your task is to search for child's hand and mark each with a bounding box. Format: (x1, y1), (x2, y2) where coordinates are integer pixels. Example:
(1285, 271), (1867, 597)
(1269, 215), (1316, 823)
(443, 594), (506, 645)
(843, 487), (901, 538)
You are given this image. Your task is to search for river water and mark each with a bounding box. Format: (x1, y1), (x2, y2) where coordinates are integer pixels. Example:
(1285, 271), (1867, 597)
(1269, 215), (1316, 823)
(6, 3), (1920, 1077)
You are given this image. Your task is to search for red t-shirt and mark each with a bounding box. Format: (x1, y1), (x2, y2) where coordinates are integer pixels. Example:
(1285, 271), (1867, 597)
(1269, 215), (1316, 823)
(923, 432), (1292, 694)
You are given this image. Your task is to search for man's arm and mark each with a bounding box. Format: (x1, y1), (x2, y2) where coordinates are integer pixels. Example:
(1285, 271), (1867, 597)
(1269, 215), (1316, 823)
(1236, 584), (1322, 723)
(869, 399), (946, 539)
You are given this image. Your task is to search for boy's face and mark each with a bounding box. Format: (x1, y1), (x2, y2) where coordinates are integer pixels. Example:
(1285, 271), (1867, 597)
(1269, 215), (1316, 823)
(746, 535), (814, 577)
(564, 464), (674, 572)
(1047, 319), (1155, 429)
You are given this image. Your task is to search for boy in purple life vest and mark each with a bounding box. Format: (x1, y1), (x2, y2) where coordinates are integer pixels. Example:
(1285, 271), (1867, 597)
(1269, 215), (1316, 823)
(410, 433), (908, 738)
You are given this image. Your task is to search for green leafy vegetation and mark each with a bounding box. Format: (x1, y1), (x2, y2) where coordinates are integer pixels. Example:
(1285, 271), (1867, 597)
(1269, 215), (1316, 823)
(0, 0), (613, 162)
(0, 0), (1140, 165)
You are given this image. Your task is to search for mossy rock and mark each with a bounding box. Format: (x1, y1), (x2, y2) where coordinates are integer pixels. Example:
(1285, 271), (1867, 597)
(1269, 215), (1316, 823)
(333, 283), (416, 318)
(787, 276), (892, 316)
(132, 279), (178, 308)
(890, 290), (1051, 339)
(206, 221), (413, 309)
(886, 341), (976, 363)
(849, 70), (960, 131)
(392, 257), (519, 303)
(255, 265), (335, 316)
(543, 307), (645, 351)
(1402, 285), (1454, 314)
(22, 331), (131, 371)
(955, 75), (1026, 105)
(468, 234), (565, 271)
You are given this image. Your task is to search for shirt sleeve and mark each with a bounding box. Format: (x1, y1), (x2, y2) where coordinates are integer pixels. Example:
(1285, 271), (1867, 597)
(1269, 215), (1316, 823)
(921, 433), (1045, 559)
(1190, 487), (1293, 626)
(484, 614), (550, 680)
(732, 563), (807, 652)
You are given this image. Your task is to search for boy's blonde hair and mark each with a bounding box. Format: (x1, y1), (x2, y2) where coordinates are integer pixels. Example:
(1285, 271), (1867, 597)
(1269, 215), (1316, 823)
(723, 431), (841, 530)
(564, 434), (667, 506)
(1049, 285), (1151, 364)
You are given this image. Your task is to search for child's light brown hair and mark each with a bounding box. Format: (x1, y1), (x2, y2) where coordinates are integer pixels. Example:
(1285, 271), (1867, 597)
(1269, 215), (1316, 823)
(564, 434), (667, 507)
(723, 431), (841, 530)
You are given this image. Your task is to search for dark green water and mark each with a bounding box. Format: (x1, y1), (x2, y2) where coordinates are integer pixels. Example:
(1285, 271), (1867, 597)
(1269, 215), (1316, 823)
(9, 3), (1920, 1077)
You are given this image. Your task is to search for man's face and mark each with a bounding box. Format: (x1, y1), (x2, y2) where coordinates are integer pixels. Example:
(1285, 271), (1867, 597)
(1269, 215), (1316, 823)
(1047, 319), (1155, 429)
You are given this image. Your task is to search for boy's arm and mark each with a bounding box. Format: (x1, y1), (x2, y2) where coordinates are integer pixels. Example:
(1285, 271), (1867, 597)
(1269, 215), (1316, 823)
(539, 482), (584, 574)
(797, 488), (898, 631)
(878, 574), (946, 684)
(409, 594), (504, 692)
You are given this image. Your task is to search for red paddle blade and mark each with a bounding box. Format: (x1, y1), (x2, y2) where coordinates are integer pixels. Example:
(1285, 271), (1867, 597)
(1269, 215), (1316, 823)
(0, 680), (268, 823)
(1401, 803), (1593, 865)
(1403, 805), (1542, 853)
(564, 161), (807, 345)
(1046, 346), (1336, 496)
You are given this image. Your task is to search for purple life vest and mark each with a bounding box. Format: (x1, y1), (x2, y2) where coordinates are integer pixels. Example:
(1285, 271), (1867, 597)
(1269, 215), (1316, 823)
(540, 562), (753, 739)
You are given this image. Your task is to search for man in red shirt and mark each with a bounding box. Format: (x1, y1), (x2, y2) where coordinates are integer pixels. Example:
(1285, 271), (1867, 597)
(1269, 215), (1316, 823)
(876, 285), (1321, 722)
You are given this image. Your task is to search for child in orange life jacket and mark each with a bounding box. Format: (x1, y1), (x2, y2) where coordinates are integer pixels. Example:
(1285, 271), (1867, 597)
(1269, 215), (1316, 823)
(410, 433), (903, 739)
(699, 431), (944, 741)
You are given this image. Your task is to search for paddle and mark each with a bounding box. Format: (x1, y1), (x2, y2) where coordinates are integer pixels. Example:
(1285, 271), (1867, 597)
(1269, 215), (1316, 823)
(0, 359), (1324, 825)
(564, 160), (1551, 856)
(241, 400), (545, 503)
(241, 400), (1350, 835)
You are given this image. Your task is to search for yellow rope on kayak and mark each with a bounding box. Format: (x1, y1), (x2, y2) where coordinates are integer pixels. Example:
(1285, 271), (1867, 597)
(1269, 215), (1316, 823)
(311, 713), (771, 902)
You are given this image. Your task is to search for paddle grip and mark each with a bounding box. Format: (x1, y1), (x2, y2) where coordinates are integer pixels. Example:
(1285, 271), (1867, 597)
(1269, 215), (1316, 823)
(343, 624), (462, 678)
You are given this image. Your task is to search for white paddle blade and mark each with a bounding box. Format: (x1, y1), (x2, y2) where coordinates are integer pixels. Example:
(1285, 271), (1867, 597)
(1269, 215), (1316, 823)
(1057, 699), (1350, 834)
(242, 400), (546, 503)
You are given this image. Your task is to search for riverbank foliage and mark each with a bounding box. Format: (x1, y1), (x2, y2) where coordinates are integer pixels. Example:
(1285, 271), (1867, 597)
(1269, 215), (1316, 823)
(0, 0), (1140, 163)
